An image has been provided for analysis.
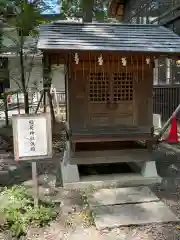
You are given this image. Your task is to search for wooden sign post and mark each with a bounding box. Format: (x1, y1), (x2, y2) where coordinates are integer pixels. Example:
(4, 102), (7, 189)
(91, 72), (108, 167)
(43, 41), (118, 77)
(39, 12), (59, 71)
(12, 113), (52, 207)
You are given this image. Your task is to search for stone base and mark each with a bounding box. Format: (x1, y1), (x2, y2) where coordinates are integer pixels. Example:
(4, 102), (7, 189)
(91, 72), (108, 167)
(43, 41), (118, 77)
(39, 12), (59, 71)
(61, 162), (161, 188)
(61, 144), (161, 187)
(140, 161), (158, 178)
(130, 161), (159, 178)
(60, 144), (80, 185)
(60, 162), (80, 184)
(64, 173), (161, 189)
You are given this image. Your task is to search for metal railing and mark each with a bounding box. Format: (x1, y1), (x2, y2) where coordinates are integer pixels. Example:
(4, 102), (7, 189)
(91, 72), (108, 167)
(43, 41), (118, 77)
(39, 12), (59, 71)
(153, 85), (180, 121)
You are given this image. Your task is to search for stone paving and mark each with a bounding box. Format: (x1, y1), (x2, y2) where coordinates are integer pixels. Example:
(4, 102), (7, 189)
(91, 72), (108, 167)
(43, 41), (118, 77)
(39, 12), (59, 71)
(88, 186), (179, 230)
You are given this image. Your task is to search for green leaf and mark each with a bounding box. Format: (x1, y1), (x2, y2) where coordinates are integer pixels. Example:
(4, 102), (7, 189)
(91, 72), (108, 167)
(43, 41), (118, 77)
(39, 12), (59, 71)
(60, 0), (108, 21)
(0, 185), (57, 237)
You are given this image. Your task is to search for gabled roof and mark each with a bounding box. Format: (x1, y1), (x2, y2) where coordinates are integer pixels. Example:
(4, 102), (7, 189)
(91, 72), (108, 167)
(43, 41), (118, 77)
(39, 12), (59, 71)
(37, 22), (180, 53)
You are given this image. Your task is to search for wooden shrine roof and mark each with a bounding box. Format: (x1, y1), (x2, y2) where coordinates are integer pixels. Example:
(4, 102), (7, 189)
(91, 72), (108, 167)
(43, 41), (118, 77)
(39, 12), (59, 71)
(38, 22), (180, 53)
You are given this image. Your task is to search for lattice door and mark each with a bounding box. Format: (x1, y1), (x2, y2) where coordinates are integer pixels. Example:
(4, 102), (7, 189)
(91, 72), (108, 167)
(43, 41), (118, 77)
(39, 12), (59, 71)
(111, 72), (134, 125)
(88, 71), (134, 126)
(89, 72), (109, 102)
(89, 71), (133, 103)
(113, 72), (133, 102)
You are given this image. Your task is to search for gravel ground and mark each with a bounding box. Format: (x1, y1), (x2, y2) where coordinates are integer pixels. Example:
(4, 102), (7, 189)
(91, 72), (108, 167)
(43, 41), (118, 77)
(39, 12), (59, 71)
(23, 149), (180, 240)
(1, 145), (180, 239)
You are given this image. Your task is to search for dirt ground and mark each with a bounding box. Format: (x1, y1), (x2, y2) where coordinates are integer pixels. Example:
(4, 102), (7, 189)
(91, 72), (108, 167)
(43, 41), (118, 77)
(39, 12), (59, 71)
(1, 150), (180, 240)
(23, 171), (180, 240)
(0, 121), (180, 239)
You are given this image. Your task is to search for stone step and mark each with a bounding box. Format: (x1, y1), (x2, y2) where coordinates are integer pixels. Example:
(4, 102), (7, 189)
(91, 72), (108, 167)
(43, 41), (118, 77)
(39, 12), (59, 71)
(88, 187), (180, 230)
(92, 201), (179, 230)
(88, 186), (159, 207)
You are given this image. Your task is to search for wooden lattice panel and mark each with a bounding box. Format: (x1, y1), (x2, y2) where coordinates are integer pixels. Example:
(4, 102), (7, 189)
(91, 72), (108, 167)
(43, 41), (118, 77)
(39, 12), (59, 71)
(89, 72), (109, 102)
(113, 72), (133, 101)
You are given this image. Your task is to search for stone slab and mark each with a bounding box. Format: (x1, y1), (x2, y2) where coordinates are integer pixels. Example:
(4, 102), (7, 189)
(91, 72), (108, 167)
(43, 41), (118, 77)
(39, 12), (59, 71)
(64, 174), (162, 190)
(92, 201), (179, 230)
(88, 186), (159, 207)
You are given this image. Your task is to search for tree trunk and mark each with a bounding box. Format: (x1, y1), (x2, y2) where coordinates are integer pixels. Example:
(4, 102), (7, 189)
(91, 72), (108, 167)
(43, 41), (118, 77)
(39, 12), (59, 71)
(35, 90), (44, 113)
(19, 23), (29, 114)
(43, 89), (46, 113)
(0, 23), (3, 51)
(23, 91), (29, 114)
(43, 55), (55, 124)
(47, 88), (56, 125)
(82, 0), (94, 22)
(4, 97), (9, 126)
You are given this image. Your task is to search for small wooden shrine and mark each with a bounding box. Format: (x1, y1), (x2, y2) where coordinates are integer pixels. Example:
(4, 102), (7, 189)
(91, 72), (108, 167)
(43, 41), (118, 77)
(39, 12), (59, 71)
(38, 22), (180, 166)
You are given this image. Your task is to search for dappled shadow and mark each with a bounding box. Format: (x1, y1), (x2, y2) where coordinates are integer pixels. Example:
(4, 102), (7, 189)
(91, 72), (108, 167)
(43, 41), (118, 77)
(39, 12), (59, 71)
(0, 120), (65, 188)
(147, 147), (180, 219)
(88, 186), (158, 208)
(38, 22), (180, 53)
(92, 200), (178, 229)
(0, 155), (62, 188)
(125, 222), (180, 240)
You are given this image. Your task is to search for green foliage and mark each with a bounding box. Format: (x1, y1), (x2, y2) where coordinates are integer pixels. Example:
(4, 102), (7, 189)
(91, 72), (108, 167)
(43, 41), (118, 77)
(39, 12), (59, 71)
(1, 0), (52, 113)
(0, 90), (19, 99)
(1, 0), (51, 52)
(60, 0), (108, 21)
(61, 0), (82, 19)
(3, 0), (49, 35)
(0, 185), (57, 238)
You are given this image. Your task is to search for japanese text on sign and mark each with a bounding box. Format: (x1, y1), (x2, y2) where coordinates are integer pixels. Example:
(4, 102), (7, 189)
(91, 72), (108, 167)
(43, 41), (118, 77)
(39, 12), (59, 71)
(13, 114), (52, 160)
(29, 120), (36, 152)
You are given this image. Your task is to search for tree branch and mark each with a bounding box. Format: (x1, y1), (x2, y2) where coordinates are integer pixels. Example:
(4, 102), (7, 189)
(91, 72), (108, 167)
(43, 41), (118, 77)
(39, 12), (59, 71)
(10, 76), (23, 91)
(25, 51), (36, 90)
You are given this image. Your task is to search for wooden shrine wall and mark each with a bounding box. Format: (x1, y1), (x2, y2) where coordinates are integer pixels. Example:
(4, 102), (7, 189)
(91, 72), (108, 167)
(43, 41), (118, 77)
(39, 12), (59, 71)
(46, 52), (154, 133)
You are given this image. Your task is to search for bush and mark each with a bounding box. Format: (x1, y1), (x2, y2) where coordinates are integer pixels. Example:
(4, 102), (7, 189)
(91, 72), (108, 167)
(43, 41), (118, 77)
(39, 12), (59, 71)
(0, 185), (57, 237)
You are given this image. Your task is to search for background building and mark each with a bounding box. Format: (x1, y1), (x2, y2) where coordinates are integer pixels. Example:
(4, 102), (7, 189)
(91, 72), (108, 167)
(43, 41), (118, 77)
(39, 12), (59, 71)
(109, 0), (180, 121)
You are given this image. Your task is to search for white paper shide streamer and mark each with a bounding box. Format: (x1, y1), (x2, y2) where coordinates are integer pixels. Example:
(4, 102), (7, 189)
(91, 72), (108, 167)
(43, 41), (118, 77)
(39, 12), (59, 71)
(98, 54), (103, 65)
(74, 53), (79, 64)
(146, 57), (150, 65)
(121, 57), (127, 66)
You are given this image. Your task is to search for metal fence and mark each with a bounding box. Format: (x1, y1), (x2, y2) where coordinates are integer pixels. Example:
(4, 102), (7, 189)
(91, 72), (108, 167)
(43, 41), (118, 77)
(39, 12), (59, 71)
(153, 85), (180, 122)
